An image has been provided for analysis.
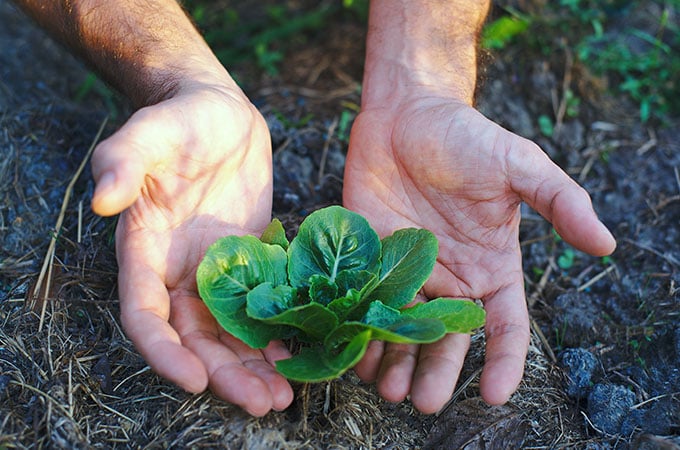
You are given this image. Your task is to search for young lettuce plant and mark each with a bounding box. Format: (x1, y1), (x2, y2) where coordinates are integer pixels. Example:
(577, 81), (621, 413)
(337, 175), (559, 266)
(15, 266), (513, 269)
(196, 206), (485, 382)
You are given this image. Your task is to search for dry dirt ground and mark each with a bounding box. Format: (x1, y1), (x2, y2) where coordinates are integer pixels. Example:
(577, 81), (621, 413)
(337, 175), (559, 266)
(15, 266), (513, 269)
(1, 1), (679, 448)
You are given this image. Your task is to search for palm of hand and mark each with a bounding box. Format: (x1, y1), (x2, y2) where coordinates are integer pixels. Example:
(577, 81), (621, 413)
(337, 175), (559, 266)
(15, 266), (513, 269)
(343, 100), (614, 412)
(92, 86), (293, 416)
(345, 103), (525, 300)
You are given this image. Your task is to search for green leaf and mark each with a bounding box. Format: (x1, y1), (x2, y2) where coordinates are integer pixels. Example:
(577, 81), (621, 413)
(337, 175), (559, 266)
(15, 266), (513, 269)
(327, 288), (363, 321)
(245, 282), (297, 316)
(538, 115), (554, 137)
(260, 218), (289, 250)
(362, 298), (401, 327)
(325, 301), (446, 349)
(196, 235), (289, 348)
(365, 228), (438, 309)
(326, 318), (446, 349)
(246, 283), (339, 341)
(639, 98), (651, 123)
(308, 274), (338, 305)
(327, 269), (378, 321)
(401, 298), (486, 334)
(557, 248), (575, 270)
(481, 15), (530, 50)
(276, 330), (371, 382)
(287, 206), (381, 288)
(335, 269), (377, 295)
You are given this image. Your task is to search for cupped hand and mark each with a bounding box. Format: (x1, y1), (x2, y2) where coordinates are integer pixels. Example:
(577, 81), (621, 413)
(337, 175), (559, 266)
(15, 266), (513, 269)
(91, 81), (293, 416)
(343, 97), (615, 414)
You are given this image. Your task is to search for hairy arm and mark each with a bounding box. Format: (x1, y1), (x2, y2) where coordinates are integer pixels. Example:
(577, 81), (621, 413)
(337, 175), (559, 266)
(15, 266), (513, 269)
(12, 0), (233, 106)
(362, 0), (490, 109)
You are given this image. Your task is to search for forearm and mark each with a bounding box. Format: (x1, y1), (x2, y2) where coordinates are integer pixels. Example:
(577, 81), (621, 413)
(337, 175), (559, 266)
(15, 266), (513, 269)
(12, 0), (234, 106)
(362, 0), (490, 108)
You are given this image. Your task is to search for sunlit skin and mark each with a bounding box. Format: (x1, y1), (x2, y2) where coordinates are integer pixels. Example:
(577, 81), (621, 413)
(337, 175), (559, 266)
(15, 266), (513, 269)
(13, 0), (616, 416)
(14, 0), (296, 416)
(344, 99), (616, 413)
(344, 1), (615, 414)
(91, 84), (295, 417)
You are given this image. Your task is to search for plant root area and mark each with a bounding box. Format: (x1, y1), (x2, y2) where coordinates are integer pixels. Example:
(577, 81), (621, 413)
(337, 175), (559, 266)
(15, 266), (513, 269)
(1, 1), (678, 448)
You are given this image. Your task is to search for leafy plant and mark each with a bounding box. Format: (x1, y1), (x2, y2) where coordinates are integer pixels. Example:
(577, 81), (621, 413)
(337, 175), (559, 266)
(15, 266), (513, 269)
(557, 248), (575, 270)
(538, 114), (555, 137)
(197, 206), (485, 382)
(481, 12), (531, 50)
(342, 0), (369, 21)
(485, 1), (679, 122)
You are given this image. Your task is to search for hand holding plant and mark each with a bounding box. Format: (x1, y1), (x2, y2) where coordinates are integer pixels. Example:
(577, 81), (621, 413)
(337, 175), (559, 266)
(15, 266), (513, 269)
(339, 0), (616, 414)
(91, 81), (295, 416)
(343, 96), (617, 413)
(197, 206), (485, 384)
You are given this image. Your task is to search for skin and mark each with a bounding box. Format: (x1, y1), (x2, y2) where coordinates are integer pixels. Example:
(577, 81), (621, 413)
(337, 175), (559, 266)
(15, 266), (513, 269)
(347, 0), (615, 414)
(14, 0), (293, 417)
(12, 0), (615, 416)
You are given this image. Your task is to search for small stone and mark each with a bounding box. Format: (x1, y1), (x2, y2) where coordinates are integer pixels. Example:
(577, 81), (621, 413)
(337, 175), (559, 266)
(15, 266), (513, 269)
(551, 291), (599, 347)
(558, 348), (598, 399)
(587, 383), (636, 435)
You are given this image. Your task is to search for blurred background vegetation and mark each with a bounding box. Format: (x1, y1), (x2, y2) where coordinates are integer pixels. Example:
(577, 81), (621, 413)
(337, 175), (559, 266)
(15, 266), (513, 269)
(78, 0), (679, 124)
(186, 0), (679, 123)
(482, 0), (679, 123)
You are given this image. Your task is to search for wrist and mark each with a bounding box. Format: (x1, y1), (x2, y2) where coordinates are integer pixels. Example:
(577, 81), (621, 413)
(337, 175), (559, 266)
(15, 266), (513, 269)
(154, 53), (241, 105)
(360, 62), (474, 112)
(85, 3), (236, 107)
(361, 0), (489, 110)
(20, 0), (239, 107)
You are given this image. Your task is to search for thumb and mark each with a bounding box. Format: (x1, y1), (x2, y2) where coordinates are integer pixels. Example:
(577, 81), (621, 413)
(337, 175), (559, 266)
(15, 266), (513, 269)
(90, 109), (170, 217)
(509, 139), (616, 257)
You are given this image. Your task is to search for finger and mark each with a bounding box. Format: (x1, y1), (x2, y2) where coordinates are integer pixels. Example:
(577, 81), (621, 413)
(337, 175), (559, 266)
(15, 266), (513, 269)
(353, 340), (385, 382)
(172, 296), (292, 416)
(479, 282), (530, 405)
(410, 332), (470, 414)
(118, 264), (209, 394)
(91, 107), (178, 216)
(508, 138), (616, 256)
(375, 342), (419, 403)
(261, 339), (294, 365)
(176, 304), (275, 416)
(224, 335), (295, 412)
(260, 338), (297, 410)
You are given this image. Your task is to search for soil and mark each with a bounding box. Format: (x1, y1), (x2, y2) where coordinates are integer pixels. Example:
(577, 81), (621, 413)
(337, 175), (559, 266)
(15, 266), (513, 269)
(1, 1), (678, 448)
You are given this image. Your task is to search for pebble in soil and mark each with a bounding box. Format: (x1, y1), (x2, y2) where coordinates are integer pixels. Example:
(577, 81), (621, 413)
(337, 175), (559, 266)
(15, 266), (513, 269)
(587, 383), (636, 435)
(559, 348), (599, 399)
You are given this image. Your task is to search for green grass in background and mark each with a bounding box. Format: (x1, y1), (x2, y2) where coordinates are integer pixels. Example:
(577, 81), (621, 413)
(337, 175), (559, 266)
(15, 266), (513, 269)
(75, 0), (677, 124)
(181, 1), (367, 75)
(482, 0), (680, 123)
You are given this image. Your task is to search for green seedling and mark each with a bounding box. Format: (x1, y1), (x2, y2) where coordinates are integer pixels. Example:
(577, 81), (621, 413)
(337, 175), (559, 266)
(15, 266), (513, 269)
(336, 109), (355, 143)
(557, 248), (575, 270)
(538, 114), (555, 137)
(273, 109), (315, 130)
(482, 13), (530, 50)
(197, 206), (485, 382)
